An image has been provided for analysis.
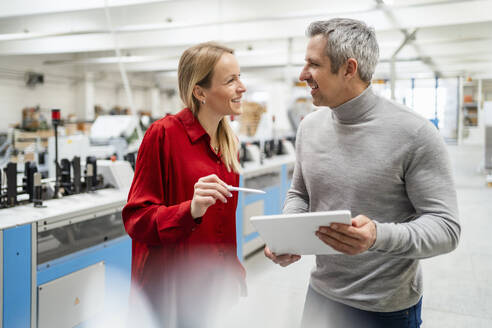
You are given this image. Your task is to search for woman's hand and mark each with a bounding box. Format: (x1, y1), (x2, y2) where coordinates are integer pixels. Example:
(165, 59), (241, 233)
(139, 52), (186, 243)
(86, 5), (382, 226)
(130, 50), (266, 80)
(190, 174), (233, 219)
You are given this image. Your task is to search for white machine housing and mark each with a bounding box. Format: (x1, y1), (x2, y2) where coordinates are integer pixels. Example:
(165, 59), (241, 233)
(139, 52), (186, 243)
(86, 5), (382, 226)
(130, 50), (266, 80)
(97, 160), (134, 190)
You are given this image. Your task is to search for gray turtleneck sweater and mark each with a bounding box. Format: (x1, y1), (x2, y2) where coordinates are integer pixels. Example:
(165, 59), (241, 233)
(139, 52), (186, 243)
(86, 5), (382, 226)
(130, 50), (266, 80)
(284, 86), (460, 312)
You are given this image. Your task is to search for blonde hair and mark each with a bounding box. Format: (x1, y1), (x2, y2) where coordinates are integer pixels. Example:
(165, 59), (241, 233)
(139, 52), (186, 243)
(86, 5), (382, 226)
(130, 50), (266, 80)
(178, 42), (241, 173)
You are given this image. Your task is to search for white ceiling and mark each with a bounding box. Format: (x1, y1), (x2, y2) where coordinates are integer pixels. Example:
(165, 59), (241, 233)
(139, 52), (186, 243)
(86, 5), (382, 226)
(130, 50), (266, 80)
(0, 0), (491, 83)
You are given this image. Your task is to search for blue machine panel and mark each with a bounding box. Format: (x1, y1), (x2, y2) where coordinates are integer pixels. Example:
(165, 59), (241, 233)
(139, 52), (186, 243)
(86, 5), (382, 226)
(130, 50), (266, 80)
(37, 236), (132, 296)
(262, 186), (281, 215)
(235, 175), (245, 261)
(280, 164), (293, 202)
(244, 231), (259, 243)
(37, 235), (132, 327)
(235, 163), (294, 261)
(3, 224), (32, 328)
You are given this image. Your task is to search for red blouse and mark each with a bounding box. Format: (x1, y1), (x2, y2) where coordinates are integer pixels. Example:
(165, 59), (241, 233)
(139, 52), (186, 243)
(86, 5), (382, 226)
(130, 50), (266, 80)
(122, 108), (245, 321)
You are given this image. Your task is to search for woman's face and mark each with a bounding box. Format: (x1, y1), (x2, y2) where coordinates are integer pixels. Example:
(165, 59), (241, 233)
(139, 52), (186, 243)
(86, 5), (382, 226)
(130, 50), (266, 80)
(202, 53), (246, 116)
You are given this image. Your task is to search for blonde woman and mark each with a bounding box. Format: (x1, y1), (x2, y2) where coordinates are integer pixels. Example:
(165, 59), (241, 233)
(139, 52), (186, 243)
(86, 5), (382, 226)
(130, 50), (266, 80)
(123, 42), (247, 327)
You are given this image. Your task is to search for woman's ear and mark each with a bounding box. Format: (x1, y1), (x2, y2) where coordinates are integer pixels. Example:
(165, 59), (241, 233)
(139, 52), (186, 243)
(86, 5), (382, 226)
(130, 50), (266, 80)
(193, 85), (206, 104)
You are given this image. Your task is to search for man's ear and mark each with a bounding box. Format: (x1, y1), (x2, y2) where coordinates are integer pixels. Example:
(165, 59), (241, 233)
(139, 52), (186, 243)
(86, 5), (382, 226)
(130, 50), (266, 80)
(193, 85), (206, 103)
(345, 58), (358, 80)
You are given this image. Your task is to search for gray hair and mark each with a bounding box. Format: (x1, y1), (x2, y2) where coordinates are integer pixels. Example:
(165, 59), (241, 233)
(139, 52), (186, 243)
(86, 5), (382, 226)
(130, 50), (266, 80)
(306, 18), (379, 83)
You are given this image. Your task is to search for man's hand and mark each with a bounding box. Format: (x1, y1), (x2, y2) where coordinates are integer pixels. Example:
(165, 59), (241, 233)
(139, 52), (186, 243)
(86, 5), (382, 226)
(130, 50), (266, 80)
(316, 215), (377, 255)
(264, 246), (301, 267)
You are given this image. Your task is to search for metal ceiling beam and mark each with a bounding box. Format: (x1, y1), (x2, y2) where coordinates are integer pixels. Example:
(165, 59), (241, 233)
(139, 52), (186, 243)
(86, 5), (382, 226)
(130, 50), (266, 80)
(0, 0), (490, 45)
(0, 4), (381, 43)
(1, 0), (476, 21)
(0, 0), (170, 19)
(375, 0), (443, 99)
(390, 29), (418, 99)
(0, 0), (490, 79)
(103, 0), (135, 113)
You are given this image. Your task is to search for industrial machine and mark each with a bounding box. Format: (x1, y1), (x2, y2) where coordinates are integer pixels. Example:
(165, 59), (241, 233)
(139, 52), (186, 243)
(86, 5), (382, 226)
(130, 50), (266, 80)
(1, 109), (134, 328)
(89, 115), (143, 161)
(0, 185), (131, 328)
(0, 107), (296, 327)
(485, 101), (492, 171)
(236, 134), (296, 260)
(239, 138), (295, 167)
(236, 155), (295, 260)
(0, 155), (106, 210)
(0, 132), (13, 169)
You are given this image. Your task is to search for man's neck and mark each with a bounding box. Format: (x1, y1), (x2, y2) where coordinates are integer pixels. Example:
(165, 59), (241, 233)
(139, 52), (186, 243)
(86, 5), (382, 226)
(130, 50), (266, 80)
(333, 81), (370, 108)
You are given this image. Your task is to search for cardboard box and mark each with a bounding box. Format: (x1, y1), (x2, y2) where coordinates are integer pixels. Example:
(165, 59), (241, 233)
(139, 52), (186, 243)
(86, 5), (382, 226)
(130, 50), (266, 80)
(239, 102), (267, 137)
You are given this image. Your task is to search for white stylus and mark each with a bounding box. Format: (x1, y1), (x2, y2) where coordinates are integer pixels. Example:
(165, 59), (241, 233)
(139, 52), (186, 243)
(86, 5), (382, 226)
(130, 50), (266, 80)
(227, 185), (266, 194)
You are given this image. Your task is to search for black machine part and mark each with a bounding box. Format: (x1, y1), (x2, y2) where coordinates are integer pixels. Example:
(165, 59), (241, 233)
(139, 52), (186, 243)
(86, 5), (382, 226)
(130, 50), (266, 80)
(6, 162), (17, 207)
(86, 163), (94, 192)
(52, 108), (61, 198)
(85, 156), (98, 191)
(24, 161), (38, 202)
(123, 153), (136, 171)
(87, 156), (97, 179)
(60, 158), (72, 195)
(0, 166), (3, 206)
(72, 156), (81, 194)
(263, 139), (275, 158)
(33, 172), (43, 207)
(239, 143), (247, 167)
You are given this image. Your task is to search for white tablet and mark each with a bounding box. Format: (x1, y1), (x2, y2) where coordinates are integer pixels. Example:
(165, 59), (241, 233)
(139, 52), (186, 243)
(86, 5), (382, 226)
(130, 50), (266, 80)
(250, 210), (352, 255)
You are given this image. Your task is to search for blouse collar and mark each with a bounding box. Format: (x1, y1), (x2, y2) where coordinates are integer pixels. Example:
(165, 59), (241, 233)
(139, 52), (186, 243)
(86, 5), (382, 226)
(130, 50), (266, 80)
(176, 108), (209, 143)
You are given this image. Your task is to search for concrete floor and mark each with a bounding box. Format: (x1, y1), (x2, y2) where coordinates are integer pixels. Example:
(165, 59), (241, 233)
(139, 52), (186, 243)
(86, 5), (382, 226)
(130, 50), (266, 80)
(223, 144), (492, 327)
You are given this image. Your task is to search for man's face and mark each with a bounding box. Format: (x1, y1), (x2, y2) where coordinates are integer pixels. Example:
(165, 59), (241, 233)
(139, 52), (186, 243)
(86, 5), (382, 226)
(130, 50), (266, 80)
(299, 34), (345, 108)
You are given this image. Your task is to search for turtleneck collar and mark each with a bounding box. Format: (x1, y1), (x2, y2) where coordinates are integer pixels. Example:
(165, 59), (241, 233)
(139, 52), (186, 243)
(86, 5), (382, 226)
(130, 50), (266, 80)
(331, 85), (379, 124)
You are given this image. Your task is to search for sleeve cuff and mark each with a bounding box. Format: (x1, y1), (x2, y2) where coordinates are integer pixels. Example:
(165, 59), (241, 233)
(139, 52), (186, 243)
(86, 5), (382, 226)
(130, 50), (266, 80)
(368, 221), (392, 252)
(177, 199), (198, 231)
(155, 199), (198, 239)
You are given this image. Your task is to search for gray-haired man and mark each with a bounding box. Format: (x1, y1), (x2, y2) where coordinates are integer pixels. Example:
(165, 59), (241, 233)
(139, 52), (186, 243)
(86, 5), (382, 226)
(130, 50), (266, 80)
(264, 18), (460, 327)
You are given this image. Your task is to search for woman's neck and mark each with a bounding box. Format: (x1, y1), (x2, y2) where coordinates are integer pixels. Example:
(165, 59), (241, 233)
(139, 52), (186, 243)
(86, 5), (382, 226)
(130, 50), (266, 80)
(197, 106), (223, 145)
